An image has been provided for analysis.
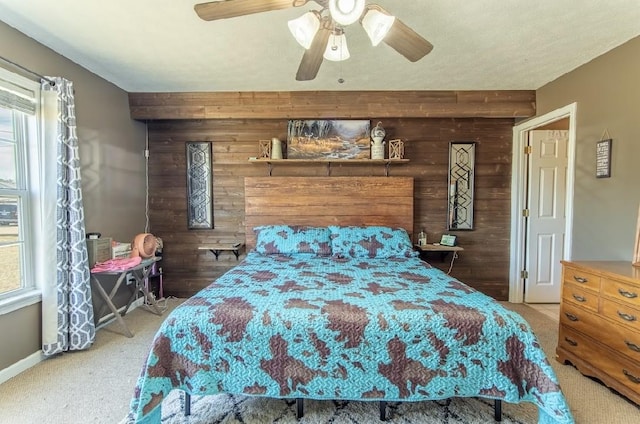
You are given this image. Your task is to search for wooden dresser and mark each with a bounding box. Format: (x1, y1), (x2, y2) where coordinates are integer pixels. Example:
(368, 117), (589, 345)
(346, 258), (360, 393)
(557, 261), (640, 404)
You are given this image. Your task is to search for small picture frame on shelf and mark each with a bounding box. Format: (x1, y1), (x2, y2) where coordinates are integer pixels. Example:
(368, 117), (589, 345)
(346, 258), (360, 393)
(440, 234), (457, 246)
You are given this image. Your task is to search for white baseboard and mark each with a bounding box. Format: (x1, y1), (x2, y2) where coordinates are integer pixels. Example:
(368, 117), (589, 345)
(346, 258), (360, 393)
(0, 350), (44, 385)
(1, 297), (147, 385)
(130, 296), (145, 309)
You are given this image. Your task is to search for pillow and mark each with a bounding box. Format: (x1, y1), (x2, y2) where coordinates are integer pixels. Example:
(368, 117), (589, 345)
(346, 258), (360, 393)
(254, 225), (332, 256)
(328, 225), (416, 258)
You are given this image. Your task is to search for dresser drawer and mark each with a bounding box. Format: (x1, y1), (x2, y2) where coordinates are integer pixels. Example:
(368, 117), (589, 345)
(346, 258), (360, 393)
(602, 278), (640, 308)
(559, 326), (640, 396)
(559, 302), (605, 340)
(563, 266), (601, 292)
(602, 298), (640, 332)
(560, 302), (640, 362)
(562, 282), (598, 312)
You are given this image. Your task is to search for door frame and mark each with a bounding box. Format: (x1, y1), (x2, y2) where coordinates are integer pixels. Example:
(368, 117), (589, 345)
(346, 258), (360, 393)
(508, 103), (577, 303)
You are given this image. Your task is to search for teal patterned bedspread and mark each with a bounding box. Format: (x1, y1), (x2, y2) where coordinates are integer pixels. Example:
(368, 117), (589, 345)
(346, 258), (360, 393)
(128, 252), (573, 423)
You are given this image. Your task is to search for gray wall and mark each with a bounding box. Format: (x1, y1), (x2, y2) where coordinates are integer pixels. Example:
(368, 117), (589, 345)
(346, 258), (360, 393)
(0, 21), (147, 371)
(536, 36), (640, 261)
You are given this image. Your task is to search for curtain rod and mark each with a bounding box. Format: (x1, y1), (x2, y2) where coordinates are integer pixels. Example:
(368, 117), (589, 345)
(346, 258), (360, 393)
(0, 55), (56, 85)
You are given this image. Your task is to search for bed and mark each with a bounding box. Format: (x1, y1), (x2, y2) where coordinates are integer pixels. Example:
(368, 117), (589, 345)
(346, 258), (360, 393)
(126, 177), (573, 424)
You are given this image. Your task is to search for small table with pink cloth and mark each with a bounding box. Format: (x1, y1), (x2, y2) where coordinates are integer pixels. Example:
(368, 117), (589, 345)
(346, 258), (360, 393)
(90, 256), (163, 337)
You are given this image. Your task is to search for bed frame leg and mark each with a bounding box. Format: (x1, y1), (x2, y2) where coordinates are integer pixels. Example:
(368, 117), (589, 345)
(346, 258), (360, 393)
(184, 392), (191, 416)
(494, 399), (502, 421)
(379, 401), (387, 421)
(296, 398), (304, 419)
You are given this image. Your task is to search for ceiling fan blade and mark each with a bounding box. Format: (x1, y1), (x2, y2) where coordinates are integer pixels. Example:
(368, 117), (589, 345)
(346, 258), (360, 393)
(383, 17), (433, 62)
(194, 0), (306, 21)
(296, 21), (331, 81)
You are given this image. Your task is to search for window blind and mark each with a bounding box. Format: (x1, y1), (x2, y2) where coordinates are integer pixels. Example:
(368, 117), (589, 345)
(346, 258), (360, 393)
(0, 77), (37, 115)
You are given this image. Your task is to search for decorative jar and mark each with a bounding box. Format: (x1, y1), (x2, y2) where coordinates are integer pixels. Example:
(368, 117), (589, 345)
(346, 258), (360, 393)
(370, 121), (386, 160)
(271, 137), (283, 159)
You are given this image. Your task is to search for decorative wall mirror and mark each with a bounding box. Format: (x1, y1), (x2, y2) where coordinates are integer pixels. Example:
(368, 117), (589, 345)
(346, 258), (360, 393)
(447, 141), (476, 230)
(186, 142), (213, 229)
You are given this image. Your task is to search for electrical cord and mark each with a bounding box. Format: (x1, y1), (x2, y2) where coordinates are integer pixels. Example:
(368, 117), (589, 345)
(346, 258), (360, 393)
(446, 252), (459, 275)
(142, 294), (181, 314)
(144, 120), (150, 233)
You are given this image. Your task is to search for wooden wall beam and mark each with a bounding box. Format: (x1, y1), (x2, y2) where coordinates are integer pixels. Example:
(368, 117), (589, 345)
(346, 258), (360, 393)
(149, 117), (515, 300)
(129, 90), (535, 120)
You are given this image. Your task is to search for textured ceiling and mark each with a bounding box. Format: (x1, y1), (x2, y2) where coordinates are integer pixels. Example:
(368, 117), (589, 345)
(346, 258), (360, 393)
(0, 0), (639, 93)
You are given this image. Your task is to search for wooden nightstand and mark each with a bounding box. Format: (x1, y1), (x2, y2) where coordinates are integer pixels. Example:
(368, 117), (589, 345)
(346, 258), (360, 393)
(199, 242), (245, 260)
(414, 243), (464, 274)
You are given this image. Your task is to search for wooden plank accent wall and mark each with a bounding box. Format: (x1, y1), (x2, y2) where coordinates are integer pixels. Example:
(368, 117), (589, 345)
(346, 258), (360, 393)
(146, 116), (516, 300)
(129, 90), (535, 120)
(244, 177), (414, 249)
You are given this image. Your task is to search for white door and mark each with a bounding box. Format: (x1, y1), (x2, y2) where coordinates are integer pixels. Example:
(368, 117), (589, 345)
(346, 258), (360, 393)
(524, 130), (568, 303)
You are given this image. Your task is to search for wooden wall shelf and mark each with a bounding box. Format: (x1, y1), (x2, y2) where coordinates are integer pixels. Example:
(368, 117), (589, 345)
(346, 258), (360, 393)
(248, 158), (409, 176)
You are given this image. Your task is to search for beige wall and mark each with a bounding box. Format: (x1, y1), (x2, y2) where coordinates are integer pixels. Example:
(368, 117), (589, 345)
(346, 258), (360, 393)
(2, 20), (638, 375)
(0, 303), (41, 372)
(0, 21), (147, 371)
(536, 36), (640, 261)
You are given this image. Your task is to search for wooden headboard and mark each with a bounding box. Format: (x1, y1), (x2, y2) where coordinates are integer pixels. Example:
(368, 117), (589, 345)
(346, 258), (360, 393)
(244, 176), (414, 249)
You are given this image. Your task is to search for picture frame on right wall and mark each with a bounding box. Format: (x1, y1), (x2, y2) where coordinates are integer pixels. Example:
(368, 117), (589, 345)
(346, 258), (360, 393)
(596, 138), (612, 178)
(634, 203), (640, 267)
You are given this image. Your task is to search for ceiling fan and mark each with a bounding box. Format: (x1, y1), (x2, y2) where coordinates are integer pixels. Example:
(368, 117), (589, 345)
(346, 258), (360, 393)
(194, 0), (433, 81)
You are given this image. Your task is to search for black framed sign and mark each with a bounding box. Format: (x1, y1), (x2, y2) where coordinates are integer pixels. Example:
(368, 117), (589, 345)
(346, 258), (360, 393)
(595, 139), (612, 178)
(186, 142), (213, 229)
(447, 141), (475, 230)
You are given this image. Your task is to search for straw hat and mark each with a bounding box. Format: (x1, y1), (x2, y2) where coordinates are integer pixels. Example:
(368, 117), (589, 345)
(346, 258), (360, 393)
(131, 233), (157, 258)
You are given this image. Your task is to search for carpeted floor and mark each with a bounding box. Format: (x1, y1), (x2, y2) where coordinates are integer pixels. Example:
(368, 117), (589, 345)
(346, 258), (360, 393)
(0, 299), (639, 423)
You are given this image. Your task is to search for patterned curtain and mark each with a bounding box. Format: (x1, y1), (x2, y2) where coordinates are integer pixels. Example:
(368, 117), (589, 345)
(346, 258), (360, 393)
(41, 77), (95, 356)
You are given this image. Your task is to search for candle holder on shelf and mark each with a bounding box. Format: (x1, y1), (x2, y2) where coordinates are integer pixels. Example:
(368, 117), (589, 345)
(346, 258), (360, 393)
(258, 140), (271, 159)
(389, 139), (404, 160)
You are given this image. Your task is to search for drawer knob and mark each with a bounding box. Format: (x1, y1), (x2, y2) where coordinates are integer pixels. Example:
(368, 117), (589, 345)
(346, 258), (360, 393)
(564, 337), (578, 347)
(624, 340), (640, 353)
(573, 276), (588, 284)
(617, 311), (637, 322)
(564, 312), (579, 322)
(618, 288), (638, 299)
(572, 294), (586, 302)
(623, 369), (640, 384)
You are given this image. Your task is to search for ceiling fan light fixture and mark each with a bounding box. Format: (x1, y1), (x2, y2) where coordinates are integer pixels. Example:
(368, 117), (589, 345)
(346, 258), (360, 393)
(329, 0), (365, 26)
(323, 28), (350, 61)
(288, 11), (321, 49)
(361, 7), (396, 46)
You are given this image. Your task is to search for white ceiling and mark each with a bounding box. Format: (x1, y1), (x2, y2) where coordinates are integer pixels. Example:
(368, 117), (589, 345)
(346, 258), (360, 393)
(0, 0), (639, 93)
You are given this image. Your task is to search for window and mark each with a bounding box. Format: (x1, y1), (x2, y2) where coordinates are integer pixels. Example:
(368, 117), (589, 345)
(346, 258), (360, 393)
(0, 68), (41, 313)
